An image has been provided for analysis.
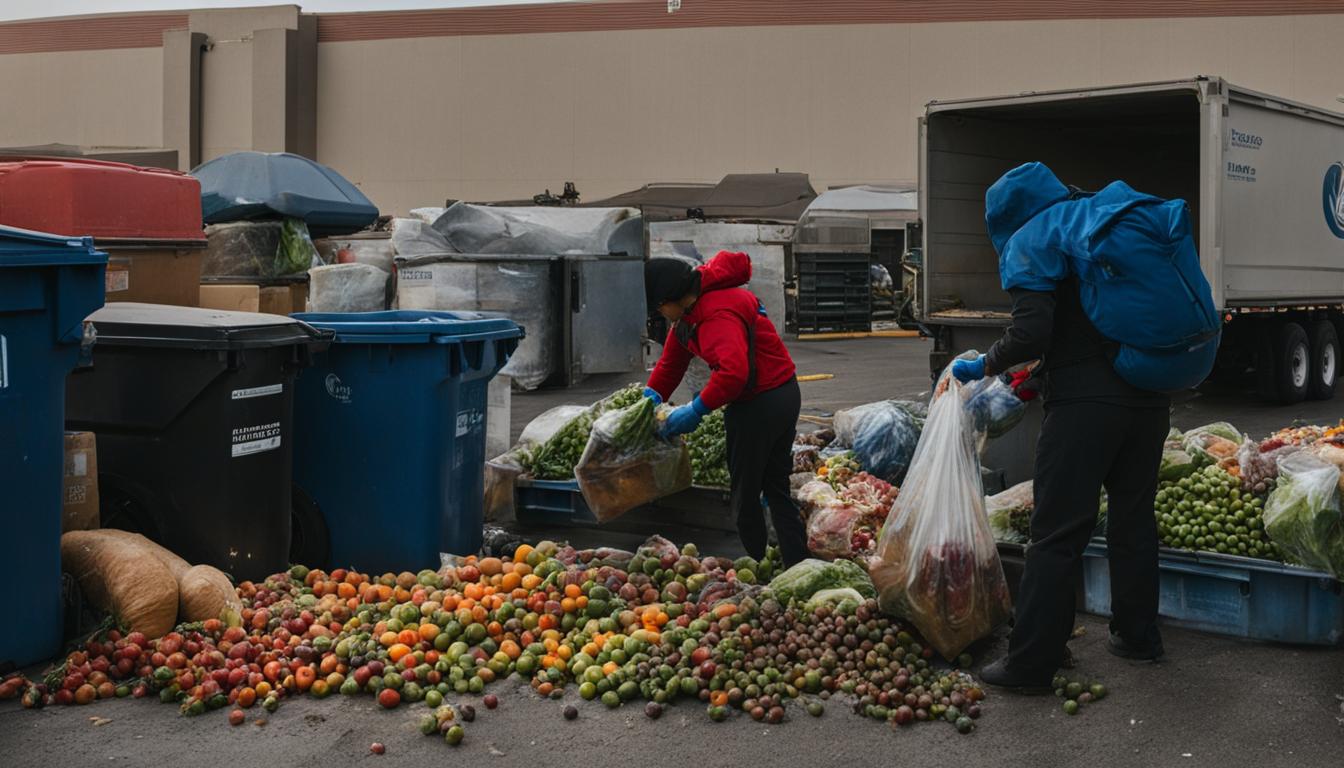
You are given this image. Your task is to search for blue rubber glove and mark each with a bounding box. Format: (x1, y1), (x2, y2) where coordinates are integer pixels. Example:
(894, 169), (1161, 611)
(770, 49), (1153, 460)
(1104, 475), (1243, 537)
(642, 387), (662, 405)
(951, 354), (987, 383)
(660, 396), (710, 437)
(757, 300), (768, 317)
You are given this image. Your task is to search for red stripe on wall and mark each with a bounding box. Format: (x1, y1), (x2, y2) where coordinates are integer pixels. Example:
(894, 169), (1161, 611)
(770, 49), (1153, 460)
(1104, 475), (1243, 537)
(316, 0), (1344, 42)
(0, 13), (187, 55)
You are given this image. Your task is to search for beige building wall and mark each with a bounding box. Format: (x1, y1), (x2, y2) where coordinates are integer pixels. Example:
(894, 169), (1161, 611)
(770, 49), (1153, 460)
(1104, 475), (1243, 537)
(315, 13), (1344, 216)
(2, 6), (1343, 217)
(0, 47), (163, 149)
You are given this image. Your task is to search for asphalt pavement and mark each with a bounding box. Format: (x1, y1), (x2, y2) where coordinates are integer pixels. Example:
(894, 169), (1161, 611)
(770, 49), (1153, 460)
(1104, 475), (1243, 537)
(2, 336), (1341, 767)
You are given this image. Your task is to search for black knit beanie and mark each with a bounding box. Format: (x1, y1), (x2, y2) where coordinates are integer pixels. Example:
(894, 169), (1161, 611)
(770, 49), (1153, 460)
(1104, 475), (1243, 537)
(644, 258), (696, 312)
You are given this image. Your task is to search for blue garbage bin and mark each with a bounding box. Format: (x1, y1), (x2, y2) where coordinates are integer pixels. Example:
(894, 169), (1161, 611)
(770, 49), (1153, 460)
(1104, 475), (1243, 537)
(291, 310), (522, 574)
(0, 227), (106, 667)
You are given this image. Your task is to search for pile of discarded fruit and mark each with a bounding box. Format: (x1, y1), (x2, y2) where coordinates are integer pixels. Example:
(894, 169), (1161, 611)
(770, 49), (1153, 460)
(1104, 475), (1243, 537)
(9, 537), (1010, 744)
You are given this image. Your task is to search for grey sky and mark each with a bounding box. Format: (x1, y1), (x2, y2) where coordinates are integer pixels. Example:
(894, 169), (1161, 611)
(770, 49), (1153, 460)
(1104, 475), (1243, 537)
(1, 0), (575, 23)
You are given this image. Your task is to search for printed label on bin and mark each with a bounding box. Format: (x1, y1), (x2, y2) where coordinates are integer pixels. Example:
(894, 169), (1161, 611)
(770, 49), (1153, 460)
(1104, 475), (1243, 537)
(232, 383), (284, 400)
(325, 374), (352, 404)
(105, 269), (129, 294)
(455, 409), (484, 437)
(398, 268), (434, 286)
(0, 334), (7, 389)
(232, 421), (282, 458)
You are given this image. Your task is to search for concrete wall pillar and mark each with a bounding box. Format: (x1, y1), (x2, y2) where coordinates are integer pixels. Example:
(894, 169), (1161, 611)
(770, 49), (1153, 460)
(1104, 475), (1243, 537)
(162, 29), (205, 171)
(251, 20), (317, 157)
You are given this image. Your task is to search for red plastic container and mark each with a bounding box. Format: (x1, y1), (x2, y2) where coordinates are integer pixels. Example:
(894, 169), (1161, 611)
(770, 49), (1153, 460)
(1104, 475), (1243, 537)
(0, 158), (205, 242)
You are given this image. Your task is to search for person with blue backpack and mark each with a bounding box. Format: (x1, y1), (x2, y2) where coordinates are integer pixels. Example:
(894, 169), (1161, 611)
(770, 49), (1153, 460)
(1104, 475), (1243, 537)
(952, 162), (1220, 690)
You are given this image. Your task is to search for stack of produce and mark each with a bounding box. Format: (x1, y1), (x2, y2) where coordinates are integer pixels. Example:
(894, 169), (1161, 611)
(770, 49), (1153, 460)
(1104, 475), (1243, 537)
(29, 536), (988, 741)
(525, 385), (643, 480)
(686, 410), (729, 488)
(1155, 465), (1281, 561)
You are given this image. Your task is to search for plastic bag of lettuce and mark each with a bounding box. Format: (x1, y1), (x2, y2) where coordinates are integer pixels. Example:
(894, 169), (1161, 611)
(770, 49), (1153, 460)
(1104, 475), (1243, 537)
(767, 558), (875, 606)
(1263, 452), (1344, 577)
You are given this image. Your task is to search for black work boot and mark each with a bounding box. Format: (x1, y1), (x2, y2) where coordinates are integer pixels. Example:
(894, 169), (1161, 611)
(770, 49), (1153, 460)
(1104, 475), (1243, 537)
(1107, 630), (1165, 660)
(979, 658), (1053, 694)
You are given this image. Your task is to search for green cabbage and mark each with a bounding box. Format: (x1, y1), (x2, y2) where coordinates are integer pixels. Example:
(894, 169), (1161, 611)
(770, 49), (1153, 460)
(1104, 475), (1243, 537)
(767, 558), (875, 606)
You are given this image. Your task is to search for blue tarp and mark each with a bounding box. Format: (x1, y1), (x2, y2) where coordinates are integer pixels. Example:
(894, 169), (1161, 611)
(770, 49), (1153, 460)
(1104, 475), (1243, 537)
(192, 151), (378, 237)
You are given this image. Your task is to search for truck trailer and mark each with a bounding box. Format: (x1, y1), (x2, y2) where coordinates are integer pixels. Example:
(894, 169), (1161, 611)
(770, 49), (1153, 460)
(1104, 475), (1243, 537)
(918, 76), (1344, 405)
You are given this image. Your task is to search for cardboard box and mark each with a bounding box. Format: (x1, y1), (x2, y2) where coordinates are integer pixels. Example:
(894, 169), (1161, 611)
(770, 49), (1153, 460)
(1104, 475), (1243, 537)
(104, 247), (204, 307)
(200, 283), (308, 315)
(63, 431), (99, 532)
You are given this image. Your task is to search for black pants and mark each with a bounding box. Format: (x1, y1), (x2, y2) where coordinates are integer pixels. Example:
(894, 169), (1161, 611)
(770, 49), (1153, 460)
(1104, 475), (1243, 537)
(1006, 401), (1168, 676)
(724, 378), (808, 567)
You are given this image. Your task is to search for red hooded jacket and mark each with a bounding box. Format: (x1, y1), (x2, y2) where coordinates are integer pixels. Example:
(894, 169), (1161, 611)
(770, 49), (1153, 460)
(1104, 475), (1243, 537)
(646, 251), (796, 411)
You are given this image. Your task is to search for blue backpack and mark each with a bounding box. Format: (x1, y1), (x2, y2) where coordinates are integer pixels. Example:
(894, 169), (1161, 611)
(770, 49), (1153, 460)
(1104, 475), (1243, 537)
(987, 162), (1220, 392)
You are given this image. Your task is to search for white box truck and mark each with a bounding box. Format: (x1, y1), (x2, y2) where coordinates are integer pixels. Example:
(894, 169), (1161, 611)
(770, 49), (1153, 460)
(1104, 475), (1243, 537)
(918, 76), (1344, 404)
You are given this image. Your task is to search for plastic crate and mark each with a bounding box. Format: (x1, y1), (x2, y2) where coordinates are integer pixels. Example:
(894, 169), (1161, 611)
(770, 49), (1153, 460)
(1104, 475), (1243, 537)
(1081, 541), (1343, 646)
(515, 479), (597, 526)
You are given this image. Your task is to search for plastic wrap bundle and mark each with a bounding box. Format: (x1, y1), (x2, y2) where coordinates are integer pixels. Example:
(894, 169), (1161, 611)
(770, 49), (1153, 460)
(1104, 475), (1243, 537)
(202, 221), (283, 277)
(389, 217), (453, 259)
(1263, 452), (1344, 577)
(574, 399), (692, 522)
(307, 263), (390, 312)
(832, 401), (922, 485)
(395, 254), (556, 390)
(314, 234), (395, 274)
(869, 370), (1013, 660)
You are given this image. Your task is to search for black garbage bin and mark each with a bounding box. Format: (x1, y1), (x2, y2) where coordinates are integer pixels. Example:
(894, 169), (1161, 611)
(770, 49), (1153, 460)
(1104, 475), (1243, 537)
(66, 303), (329, 580)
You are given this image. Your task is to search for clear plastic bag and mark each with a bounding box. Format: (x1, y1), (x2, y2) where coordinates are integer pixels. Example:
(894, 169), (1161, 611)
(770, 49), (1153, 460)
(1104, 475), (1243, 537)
(794, 479), (838, 513)
(574, 399), (692, 522)
(271, 218), (321, 277)
(961, 375), (1027, 440)
(1263, 452), (1344, 576)
(832, 401), (922, 485)
(1182, 423), (1243, 467)
(869, 369), (1013, 660)
(986, 481), (1033, 544)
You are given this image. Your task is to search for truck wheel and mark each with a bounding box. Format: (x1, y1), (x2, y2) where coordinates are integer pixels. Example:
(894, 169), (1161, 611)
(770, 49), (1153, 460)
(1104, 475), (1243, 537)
(1272, 322), (1311, 404)
(1308, 320), (1340, 400)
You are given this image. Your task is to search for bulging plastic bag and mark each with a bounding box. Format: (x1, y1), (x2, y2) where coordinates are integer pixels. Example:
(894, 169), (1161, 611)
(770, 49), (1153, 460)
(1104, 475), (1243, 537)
(806, 500), (864, 560)
(271, 218), (321, 277)
(870, 371), (1013, 660)
(1263, 452), (1344, 576)
(1182, 422), (1243, 466)
(832, 401), (922, 485)
(574, 398), (692, 522)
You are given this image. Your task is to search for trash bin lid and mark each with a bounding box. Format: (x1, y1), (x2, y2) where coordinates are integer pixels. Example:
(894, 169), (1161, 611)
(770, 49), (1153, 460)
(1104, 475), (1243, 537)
(293, 310), (524, 345)
(0, 225), (105, 267)
(88, 302), (329, 350)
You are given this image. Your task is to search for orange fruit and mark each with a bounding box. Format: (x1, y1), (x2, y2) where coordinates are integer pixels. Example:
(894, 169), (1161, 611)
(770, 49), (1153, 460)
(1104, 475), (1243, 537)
(478, 557), (504, 577)
(513, 544), (534, 564)
(387, 643), (412, 663)
(418, 623), (439, 643)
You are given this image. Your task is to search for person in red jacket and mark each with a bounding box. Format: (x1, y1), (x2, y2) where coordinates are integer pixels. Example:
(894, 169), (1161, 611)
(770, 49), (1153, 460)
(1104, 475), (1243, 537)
(643, 251), (807, 566)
